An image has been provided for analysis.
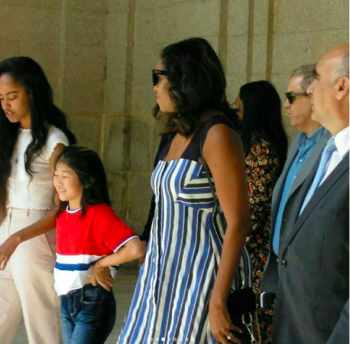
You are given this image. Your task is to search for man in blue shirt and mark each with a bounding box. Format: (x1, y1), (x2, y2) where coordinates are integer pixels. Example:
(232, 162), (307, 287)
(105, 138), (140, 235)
(261, 64), (330, 296)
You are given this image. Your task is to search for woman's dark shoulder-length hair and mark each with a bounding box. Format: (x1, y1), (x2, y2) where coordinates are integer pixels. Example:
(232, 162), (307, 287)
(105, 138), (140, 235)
(154, 37), (239, 136)
(239, 80), (288, 175)
(0, 56), (76, 211)
(55, 145), (111, 217)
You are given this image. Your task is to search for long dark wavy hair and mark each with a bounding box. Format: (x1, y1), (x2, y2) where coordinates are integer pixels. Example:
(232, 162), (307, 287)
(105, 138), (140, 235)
(0, 56), (76, 212)
(55, 145), (111, 217)
(239, 80), (288, 176)
(154, 37), (240, 136)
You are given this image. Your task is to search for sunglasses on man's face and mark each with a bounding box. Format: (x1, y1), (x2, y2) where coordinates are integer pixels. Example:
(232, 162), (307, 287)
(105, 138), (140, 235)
(285, 91), (309, 104)
(152, 69), (168, 86)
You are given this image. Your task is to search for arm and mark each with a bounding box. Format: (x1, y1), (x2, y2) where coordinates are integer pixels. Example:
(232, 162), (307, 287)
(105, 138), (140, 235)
(97, 237), (145, 267)
(90, 237), (146, 290)
(138, 198), (154, 265)
(0, 207), (57, 271)
(204, 125), (250, 344)
(139, 133), (171, 243)
(139, 196), (155, 242)
(0, 144), (66, 270)
(0, 207), (6, 228)
(49, 143), (66, 206)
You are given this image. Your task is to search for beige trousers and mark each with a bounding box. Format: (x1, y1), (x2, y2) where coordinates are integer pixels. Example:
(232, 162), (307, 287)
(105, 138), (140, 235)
(0, 208), (61, 344)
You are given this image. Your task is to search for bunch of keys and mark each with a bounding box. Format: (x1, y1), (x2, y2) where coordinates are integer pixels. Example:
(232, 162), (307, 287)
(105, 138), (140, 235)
(242, 313), (256, 344)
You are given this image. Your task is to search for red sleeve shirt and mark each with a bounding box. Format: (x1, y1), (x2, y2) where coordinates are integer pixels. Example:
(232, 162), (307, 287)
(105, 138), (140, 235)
(54, 203), (138, 296)
(56, 203), (138, 256)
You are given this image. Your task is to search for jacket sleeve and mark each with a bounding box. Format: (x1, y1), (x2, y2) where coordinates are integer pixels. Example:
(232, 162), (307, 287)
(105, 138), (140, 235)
(326, 300), (349, 344)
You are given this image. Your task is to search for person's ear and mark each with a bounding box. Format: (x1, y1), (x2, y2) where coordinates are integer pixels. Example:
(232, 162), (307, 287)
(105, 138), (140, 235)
(335, 76), (349, 100)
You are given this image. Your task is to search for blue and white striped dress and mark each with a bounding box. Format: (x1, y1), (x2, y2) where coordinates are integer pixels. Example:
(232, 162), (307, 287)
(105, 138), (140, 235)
(118, 119), (251, 344)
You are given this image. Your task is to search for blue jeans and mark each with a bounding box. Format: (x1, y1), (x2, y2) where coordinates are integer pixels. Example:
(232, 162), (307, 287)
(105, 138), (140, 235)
(60, 284), (116, 344)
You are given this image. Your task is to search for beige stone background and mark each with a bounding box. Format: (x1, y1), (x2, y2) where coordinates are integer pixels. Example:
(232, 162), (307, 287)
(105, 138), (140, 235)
(0, 0), (348, 233)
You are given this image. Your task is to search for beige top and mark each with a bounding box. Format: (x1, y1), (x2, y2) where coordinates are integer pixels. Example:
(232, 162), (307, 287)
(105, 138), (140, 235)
(7, 126), (69, 210)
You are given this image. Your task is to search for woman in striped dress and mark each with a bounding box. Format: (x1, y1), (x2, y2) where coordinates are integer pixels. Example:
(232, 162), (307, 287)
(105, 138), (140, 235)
(118, 38), (251, 344)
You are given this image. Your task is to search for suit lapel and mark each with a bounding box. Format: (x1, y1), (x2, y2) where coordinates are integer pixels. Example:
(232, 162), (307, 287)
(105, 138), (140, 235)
(270, 141), (298, 229)
(288, 132), (330, 196)
(270, 130), (330, 234)
(282, 154), (349, 251)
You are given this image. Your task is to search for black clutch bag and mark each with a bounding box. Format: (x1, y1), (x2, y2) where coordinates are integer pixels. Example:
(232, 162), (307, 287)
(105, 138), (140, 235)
(227, 288), (257, 343)
(227, 288), (256, 318)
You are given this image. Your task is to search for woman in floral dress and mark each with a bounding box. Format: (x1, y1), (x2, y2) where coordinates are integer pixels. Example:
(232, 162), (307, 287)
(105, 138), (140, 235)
(234, 81), (288, 343)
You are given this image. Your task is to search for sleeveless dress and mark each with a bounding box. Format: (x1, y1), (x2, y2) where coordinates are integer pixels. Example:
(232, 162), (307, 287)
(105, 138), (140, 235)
(117, 117), (252, 344)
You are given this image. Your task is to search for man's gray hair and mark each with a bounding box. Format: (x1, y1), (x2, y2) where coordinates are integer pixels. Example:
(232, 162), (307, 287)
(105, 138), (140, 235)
(330, 51), (349, 83)
(290, 64), (316, 92)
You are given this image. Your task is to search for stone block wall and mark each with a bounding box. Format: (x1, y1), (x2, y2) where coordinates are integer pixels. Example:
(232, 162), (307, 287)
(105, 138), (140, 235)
(0, 0), (348, 231)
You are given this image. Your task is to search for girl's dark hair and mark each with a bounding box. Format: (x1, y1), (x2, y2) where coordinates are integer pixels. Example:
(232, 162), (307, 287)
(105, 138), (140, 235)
(154, 37), (239, 136)
(239, 80), (288, 176)
(55, 145), (111, 217)
(0, 56), (76, 211)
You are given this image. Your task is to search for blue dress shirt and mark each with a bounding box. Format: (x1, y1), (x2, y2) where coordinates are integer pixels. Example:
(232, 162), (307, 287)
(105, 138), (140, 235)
(272, 126), (326, 255)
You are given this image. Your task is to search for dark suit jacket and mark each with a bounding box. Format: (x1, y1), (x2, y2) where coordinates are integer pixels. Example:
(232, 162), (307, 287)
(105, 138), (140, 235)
(327, 300), (349, 344)
(268, 153), (349, 344)
(261, 129), (331, 293)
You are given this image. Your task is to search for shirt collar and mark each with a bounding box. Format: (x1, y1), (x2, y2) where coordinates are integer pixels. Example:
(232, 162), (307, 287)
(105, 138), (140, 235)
(66, 205), (82, 214)
(333, 126), (349, 158)
(297, 126), (325, 147)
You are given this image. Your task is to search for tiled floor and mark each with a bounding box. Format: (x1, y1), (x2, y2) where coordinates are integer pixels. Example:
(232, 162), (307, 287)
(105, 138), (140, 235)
(14, 269), (139, 344)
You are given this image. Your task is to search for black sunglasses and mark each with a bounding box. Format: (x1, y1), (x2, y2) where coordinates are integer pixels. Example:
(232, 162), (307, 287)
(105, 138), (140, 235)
(285, 91), (309, 104)
(152, 69), (168, 86)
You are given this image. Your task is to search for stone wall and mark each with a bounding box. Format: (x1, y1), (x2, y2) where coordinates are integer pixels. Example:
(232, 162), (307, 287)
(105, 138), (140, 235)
(0, 0), (348, 231)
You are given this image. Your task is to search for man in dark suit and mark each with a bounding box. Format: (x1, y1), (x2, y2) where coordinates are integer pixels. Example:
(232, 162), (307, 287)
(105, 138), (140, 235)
(261, 64), (330, 297)
(262, 43), (349, 344)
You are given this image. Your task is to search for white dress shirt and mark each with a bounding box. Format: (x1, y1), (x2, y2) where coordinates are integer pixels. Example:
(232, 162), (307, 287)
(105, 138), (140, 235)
(321, 126), (349, 185)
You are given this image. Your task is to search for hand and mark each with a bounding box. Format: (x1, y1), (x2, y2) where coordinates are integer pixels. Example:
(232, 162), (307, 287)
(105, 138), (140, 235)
(90, 261), (114, 291)
(138, 241), (147, 266)
(209, 297), (242, 344)
(0, 234), (20, 271)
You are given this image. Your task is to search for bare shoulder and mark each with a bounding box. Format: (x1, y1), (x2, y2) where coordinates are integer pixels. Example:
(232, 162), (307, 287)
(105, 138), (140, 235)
(205, 122), (241, 147)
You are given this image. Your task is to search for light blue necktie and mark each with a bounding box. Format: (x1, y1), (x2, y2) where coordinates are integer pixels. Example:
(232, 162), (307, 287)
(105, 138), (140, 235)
(299, 138), (337, 214)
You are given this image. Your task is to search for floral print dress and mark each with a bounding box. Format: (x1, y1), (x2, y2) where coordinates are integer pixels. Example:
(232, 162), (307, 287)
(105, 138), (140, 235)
(245, 138), (280, 344)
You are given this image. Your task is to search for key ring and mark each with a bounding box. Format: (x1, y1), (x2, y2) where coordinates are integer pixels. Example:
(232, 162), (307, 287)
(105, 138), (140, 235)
(242, 312), (253, 326)
(242, 313), (257, 344)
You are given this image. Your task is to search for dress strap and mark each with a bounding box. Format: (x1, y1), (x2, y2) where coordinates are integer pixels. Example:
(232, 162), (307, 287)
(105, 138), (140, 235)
(156, 115), (234, 163)
(182, 115), (234, 162)
(157, 132), (176, 162)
